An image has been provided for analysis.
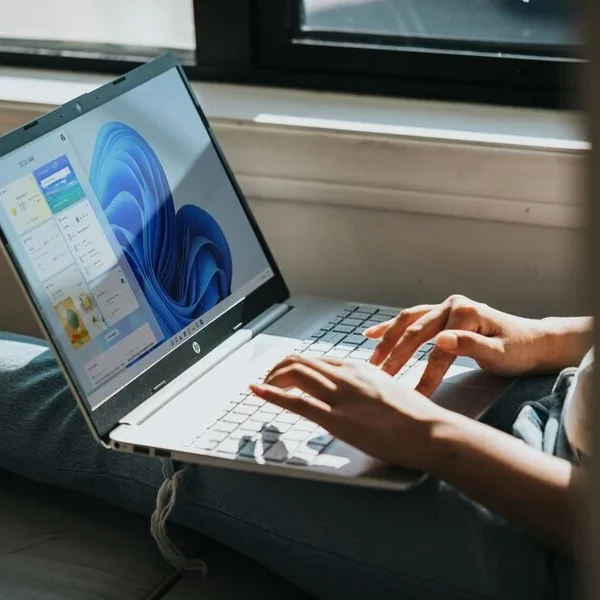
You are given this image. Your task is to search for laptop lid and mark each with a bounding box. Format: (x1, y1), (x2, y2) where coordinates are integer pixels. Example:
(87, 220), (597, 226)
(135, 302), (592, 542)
(0, 54), (289, 440)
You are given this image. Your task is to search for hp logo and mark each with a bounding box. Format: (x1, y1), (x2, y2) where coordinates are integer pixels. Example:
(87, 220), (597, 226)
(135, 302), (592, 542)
(192, 341), (201, 355)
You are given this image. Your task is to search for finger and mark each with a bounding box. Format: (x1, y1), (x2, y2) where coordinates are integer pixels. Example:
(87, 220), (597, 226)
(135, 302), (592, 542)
(264, 354), (344, 383)
(412, 305), (481, 394)
(267, 355), (347, 385)
(265, 362), (338, 403)
(370, 305), (434, 365)
(250, 384), (333, 426)
(379, 304), (450, 375)
(318, 356), (344, 366)
(415, 347), (455, 397)
(435, 330), (504, 360)
(363, 320), (393, 339)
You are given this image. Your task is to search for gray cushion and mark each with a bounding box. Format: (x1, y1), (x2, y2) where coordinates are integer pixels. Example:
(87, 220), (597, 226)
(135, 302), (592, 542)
(0, 470), (312, 599)
(0, 470), (180, 599)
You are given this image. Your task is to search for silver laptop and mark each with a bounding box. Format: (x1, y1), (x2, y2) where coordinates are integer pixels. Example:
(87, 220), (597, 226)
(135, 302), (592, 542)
(0, 55), (511, 491)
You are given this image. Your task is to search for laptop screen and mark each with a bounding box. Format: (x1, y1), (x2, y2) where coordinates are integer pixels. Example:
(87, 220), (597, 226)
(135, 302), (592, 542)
(0, 67), (274, 411)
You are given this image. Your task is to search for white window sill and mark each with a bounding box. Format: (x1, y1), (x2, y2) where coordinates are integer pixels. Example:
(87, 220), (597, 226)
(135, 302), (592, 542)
(0, 66), (589, 229)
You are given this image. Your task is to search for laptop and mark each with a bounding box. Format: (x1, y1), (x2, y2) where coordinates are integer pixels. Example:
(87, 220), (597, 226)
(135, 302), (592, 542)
(0, 55), (511, 491)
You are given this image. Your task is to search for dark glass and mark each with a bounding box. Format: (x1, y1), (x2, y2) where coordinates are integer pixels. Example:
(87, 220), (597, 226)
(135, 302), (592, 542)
(302, 0), (579, 55)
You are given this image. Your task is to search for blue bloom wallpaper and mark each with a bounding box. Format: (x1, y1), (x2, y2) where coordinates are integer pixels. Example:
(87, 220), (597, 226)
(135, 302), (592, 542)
(89, 121), (233, 338)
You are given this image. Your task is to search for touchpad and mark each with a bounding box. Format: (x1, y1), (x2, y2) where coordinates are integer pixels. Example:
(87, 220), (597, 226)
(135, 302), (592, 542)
(432, 373), (511, 420)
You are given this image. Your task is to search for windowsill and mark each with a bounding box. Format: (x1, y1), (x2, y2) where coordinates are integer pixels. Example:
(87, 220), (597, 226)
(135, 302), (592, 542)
(0, 65), (589, 229)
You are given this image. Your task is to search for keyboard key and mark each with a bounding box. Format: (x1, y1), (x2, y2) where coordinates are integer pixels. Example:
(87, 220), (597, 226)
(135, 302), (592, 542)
(244, 396), (264, 407)
(307, 433), (334, 447)
(212, 421), (239, 433)
(294, 419), (319, 433)
(260, 426), (285, 443)
(311, 341), (334, 353)
(341, 317), (365, 327)
(264, 440), (299, 462)
(361, 339), (379, 351)
(239, 420), (265, 434)
(347, 355), (366, 362)
(326, 349), (351, 359)
(342, 334), (366, 346)
(282, 429), (311, 442)
(207, 430), (229, 443)
(332, 324), (355, 334)
(239, 439), (273, 459)
(354, 310), (375, 319)
(234, 404), (259, 416)
(294, 341), (313, 351)
(369, 314), (390, 323)
(321, 331), (346, 345)
(361, 320), (381, 331)
(303, 350), (325, 359)
(311, 329), (328, 340)
(260, 404), (283, 415)
(222, 412), (247, 424)
(216, 438), (246, 455)
(377, 308), (399, 318)
(336, 342), (355, 352)
(277, 411), (301, 425)
(349, 349), (372, 360)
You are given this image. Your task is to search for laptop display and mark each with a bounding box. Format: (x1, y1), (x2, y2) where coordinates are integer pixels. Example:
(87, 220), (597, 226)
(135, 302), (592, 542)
(0, 67), (274, 411)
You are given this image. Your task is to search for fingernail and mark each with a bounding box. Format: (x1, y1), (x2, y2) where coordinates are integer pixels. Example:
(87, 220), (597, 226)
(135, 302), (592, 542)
(436, 332), (458, 350)
(250, 383), (265, 393)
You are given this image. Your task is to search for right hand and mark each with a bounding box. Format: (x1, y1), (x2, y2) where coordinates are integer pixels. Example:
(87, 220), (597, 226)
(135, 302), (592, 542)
(365, 294), (549, 397)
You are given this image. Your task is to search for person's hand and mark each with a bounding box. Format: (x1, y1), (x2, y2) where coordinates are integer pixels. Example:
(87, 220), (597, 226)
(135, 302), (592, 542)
(365, 294), (549, 397)
(250, 356), (445, 471)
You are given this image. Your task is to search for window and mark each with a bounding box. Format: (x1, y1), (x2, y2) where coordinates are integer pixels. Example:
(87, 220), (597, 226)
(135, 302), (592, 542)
(0, 0), (583, 108)
(256, 0), (582, 107)
(301, 0), (576, 49)
(0, 0), (195, 64)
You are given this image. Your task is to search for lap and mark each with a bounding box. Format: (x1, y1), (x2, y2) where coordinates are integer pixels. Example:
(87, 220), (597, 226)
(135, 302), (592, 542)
(0, 332), (569, 600)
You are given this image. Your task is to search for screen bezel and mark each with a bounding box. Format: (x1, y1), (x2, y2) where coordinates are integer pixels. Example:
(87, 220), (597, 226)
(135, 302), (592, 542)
(0, 54), (290, 439)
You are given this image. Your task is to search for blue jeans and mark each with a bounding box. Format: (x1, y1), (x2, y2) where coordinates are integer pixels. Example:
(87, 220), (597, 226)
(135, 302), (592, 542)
(0, 333), (574, 600)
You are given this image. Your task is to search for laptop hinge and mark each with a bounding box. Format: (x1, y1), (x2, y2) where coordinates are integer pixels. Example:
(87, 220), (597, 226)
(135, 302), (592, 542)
(246, 302), (291, 336)
(116, 302), (291, 429)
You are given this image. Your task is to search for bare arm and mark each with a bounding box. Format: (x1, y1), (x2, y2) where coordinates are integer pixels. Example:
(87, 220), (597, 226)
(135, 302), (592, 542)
(427, 411), (587, 556)
(541, 316), (593, 371)
(253, 355), (588, 558)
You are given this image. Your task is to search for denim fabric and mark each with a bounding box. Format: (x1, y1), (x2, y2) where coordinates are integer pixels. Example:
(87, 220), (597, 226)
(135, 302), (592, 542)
(0, 332), (575, 600)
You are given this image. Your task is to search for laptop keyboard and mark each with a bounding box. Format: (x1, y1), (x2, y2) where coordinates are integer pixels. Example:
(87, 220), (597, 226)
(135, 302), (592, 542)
(187, 305), (433, 467)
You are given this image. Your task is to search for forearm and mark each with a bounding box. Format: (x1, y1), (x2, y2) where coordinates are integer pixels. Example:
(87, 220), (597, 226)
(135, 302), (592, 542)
(539, 316), (593, 371)
(424, 410), (587, 556)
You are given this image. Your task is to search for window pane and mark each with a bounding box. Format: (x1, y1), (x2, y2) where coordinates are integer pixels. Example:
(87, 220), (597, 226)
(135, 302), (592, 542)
(0, 0), (195, 55)
(302, 0), (578, 53)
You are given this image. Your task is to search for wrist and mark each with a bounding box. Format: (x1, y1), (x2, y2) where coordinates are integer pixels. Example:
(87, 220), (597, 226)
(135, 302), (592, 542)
(537, 316), (593, 371)
(416, 406), (470, 475)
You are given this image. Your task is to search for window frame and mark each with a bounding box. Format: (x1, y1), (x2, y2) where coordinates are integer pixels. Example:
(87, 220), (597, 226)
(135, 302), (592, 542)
(0, 0), (583, 109)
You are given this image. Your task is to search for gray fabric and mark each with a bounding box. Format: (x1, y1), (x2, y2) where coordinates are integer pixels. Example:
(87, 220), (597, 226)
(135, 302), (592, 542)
(0, 469), (179, 600)
(0, 333), (576, 600)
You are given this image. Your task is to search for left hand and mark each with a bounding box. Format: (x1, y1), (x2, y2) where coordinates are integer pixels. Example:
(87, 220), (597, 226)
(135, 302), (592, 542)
(250, 355), (446, 471)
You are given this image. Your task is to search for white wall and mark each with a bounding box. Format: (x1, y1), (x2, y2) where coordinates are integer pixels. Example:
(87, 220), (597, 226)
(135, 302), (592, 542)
(251, 198), (587, 318)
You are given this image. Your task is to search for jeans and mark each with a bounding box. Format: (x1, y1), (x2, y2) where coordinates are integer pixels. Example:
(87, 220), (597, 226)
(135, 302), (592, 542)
(0, 332), (574, 600)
